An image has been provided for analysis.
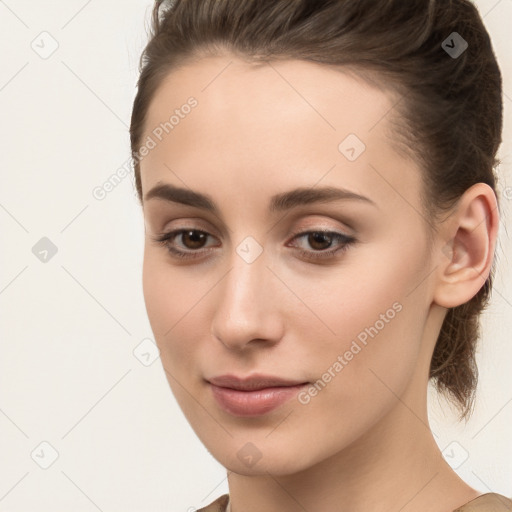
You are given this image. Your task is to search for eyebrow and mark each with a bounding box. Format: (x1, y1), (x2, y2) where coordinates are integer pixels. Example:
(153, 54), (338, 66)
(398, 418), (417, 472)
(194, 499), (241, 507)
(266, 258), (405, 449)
(144, 182), (376, 213)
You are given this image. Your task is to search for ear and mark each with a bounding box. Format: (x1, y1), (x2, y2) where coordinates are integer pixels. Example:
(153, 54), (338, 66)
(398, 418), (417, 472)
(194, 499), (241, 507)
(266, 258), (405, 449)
(433, 183), (499, 309)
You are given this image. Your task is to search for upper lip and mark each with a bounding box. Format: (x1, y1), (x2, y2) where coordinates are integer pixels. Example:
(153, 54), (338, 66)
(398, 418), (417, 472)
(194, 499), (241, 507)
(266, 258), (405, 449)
(207, 374), (308, 391)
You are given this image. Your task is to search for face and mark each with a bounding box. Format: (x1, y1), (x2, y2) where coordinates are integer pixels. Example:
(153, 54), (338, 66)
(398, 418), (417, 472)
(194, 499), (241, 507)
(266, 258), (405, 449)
(140, 55), (438, 476)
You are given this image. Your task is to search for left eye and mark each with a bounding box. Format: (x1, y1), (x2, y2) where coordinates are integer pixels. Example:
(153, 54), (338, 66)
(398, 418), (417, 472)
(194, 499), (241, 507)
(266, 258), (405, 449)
(287, 230), (356, 260)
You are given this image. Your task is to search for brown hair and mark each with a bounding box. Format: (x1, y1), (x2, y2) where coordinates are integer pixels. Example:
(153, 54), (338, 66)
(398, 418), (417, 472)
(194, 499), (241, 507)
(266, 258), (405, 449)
(130, 0), (503, 421)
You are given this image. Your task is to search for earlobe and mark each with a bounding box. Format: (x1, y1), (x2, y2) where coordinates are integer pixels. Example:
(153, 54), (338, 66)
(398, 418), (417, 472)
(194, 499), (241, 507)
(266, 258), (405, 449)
(433, 183), (499, 309)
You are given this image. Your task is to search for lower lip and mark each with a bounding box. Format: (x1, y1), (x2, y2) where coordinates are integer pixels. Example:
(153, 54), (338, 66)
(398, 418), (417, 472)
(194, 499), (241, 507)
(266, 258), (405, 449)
(209, 383), (308, 417)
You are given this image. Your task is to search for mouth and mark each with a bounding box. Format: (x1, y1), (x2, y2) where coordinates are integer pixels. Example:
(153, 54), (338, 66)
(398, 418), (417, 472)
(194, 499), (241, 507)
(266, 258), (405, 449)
(206, 374), (310, 417)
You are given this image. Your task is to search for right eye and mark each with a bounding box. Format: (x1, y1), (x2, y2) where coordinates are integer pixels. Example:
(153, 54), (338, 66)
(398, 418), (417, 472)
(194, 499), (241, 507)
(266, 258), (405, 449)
(150, 228), (219, 260)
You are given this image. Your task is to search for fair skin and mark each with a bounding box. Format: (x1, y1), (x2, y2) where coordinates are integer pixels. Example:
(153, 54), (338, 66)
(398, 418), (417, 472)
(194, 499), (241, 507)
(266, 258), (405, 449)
(139, 54), (498, 512)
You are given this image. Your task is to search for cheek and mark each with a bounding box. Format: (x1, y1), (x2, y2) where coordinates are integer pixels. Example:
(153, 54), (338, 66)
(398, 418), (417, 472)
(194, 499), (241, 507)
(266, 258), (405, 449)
(294, 233), (430, 399)
(142, 251), (212, 430)
(283, 249), (430, 463)
(142, 250), (201, 368)
(142, 250), (170, 339)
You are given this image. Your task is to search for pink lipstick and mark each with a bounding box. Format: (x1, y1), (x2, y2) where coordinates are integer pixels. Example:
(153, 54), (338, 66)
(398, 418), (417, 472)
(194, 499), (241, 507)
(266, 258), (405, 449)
(207, 374), (309, 417)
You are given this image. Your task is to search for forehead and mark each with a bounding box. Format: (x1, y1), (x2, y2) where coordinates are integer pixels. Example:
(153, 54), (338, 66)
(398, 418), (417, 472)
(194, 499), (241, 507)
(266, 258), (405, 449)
(143, 55), (398, 140)
(140, 55), (421, 214)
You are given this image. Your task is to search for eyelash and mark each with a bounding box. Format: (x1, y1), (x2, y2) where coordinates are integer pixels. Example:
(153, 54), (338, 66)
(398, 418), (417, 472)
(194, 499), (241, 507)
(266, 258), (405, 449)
(150, 227), (356, 262)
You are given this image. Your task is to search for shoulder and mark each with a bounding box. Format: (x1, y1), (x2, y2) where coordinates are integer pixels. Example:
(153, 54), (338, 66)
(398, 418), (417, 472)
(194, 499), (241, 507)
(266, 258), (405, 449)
(195, 493), (512, 512)
(453, 493), (512, 512)
(196, 493), (229, 512)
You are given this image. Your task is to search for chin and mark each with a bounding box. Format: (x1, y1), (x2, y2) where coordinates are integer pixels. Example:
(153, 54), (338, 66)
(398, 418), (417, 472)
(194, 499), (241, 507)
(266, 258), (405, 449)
(223, 454), (310, 477)
(201, 434), (325, 477)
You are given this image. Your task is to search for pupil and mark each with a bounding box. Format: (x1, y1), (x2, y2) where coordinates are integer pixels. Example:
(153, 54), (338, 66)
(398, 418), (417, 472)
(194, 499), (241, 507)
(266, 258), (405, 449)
(184, 230), (205, 249)
(310, 233), (331, 250)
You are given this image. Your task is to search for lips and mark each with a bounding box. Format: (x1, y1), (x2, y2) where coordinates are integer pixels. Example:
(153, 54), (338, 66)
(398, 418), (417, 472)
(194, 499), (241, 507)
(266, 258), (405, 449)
(207, 373), (309, 416)
(207, 374), (308, 391)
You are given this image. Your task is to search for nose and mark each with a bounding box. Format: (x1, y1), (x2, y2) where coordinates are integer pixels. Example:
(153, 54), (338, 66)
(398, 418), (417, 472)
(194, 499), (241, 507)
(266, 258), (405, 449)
(210, 249), (285, 351)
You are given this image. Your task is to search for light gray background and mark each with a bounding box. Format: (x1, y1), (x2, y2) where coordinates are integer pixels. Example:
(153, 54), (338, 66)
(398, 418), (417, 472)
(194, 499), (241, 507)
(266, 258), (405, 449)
(0, 1), (511, 511)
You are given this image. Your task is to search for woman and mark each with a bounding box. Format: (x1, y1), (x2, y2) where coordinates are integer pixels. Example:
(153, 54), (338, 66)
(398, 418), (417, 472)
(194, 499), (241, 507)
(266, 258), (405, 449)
(129, 0), (511, 510)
